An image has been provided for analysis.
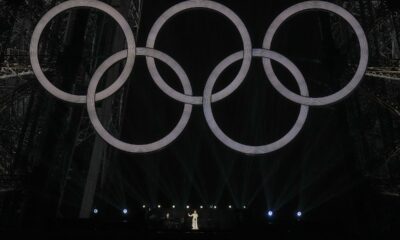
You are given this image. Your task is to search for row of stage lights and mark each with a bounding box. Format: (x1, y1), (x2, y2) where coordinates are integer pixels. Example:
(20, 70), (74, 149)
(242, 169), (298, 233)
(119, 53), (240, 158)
(92, 205), (244, 215)
(141, 204), (244, 210)
(265, 210), (303, 219)
(92, 207), (303, 219)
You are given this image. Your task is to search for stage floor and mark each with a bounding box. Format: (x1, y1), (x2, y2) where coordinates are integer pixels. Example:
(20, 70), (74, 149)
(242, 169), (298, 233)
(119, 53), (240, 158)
(1, 221), (373, 240)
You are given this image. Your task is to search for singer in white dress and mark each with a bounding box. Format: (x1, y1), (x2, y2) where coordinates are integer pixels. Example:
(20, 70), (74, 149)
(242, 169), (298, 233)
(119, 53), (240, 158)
(188, 210), (199, 230)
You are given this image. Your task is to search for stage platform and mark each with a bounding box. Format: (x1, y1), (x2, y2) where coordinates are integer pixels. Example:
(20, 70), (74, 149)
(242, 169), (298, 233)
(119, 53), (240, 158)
(2, 220), (371, 240)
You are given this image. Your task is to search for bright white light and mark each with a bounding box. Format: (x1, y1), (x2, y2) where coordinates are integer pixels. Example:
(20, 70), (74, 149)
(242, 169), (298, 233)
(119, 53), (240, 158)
(172, 205), (176, 209)
(296, 211), (302, 217)
(200, 205), (203, 209)
(122, 209), (128, 215)
(158, 205), (161, 209)
(142, 205), (146, 209)
(214, 205), (217, 209)
(228, 205), (232, 209)
(93, 208), (98, 214)
(243, 206), (247, 209)
(268, 211), (273, 217)
(186, 205), (190, 209)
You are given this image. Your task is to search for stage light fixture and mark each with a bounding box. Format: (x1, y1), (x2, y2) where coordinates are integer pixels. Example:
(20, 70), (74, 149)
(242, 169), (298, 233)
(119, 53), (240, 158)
(200, 205), (203, 209)
(157, 205), (161, 209)
(267, 210), (273, 217)
(172, 205), (176, 209)
(123, 209), (128, 215)
(228, 205), (232, 209)
(142, 205), (146, 208)
(296, 211), (302, 218)
(214, 205), (217, 209)
(243, 205), (247, 209)
(93, 208), (98, 214)
(186, 205), (190, 209)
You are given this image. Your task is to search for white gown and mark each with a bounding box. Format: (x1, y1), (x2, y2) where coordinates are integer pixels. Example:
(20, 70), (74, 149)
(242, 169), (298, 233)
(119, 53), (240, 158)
(188, 212), (199, 230)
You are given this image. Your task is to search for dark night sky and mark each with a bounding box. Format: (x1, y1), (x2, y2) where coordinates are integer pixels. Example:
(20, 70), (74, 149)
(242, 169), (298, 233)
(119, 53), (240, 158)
(93, 0), (365, 222)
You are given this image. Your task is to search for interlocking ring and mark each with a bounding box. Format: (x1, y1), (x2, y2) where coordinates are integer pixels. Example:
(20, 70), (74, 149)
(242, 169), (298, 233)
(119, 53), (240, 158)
(263, 1), (369, 106)
(203, 49), (309, 155)
(87, 48), (192, 153)
(146, 0), (252, 105)
(30, 0), (136, 104)
(30, 0), (369, 155)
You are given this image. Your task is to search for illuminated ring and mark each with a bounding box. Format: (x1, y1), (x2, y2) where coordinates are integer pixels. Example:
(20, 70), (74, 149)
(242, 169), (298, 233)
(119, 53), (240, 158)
(30, 0), (136, 104)
(146, 0), (252, 105)
(263, 1), (368, 106)
(203, 49), (309, 155)
(87, 48), (192, 153)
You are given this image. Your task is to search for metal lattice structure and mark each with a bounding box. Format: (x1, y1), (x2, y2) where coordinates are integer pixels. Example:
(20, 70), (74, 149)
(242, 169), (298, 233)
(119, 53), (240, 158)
(0, 0), (67, 190)
(0, 0), (143, 221)
(333, 0), (400, 196)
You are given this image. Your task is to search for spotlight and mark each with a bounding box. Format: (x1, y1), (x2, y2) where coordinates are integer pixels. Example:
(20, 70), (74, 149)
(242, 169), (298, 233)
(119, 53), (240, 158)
(172, 205), (176, 209)
(186, 205), (190, 209)
(157, 205), (161, 209)
(243, 205), (247, 209)
(296, 211), (302, 218)
(228, 205), (232, 209)
(267, 210), (273, 217)
(93, 208), (98, 214)
(214, 205), (217, 209)
(122, 209), (128, 215)
(142, 205), (146, 209)
(200, 205), (203, 209)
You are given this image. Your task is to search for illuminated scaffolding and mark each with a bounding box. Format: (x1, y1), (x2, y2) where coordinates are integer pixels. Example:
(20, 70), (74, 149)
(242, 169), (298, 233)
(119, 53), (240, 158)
(0, 0), (143, 220)
(333, 0), (400, 195)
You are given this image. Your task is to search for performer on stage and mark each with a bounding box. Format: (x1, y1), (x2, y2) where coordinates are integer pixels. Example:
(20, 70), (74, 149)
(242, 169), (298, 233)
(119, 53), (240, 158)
(188, 210), (199, 230)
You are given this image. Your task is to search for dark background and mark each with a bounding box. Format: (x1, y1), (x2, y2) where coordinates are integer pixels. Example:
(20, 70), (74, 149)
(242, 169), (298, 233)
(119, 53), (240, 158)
(1, 0), (399, 238)
(95, 0), (363, 225)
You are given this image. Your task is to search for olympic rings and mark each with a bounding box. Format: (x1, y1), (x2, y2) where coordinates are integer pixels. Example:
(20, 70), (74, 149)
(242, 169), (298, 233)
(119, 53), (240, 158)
(203, 49), (309, 155)
(30, 0), (136, 104)
(87, 48), (192, 153)
(30, 0), (369, 155)
(263, 1), (369, 106)
(146, 0), (252, 105)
